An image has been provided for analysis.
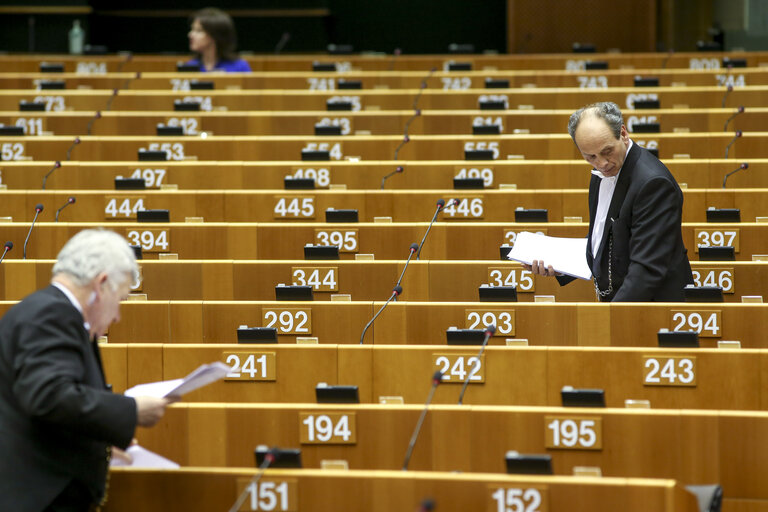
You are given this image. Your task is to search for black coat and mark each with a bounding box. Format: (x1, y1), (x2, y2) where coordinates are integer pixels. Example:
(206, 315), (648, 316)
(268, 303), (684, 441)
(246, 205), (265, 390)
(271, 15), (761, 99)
(560, 143), (693, 301)
(0, 285), (136, 511)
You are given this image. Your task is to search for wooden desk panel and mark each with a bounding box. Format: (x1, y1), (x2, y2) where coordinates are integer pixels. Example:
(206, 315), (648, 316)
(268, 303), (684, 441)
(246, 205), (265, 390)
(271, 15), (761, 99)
(1, 86), (766, 113)
(7, 188), (768, 223)
(1, 159), (764, 191)
(128, 402), (758, 501)
(97, 301), (768, 347)
(1, 107), (765, 137)
(65, 341), (768, 412)
(104, 468), (699, 512)
(3, 67), (768, 91)
(4, 222), (768, 262)
(2, 133), (766, 162)
(2, 49), (766, 72)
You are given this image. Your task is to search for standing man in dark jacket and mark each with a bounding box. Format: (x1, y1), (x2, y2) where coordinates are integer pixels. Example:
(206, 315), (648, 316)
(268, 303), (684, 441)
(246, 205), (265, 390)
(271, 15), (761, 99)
(528, 102), (693, 301)
(0, 229), (173, 511)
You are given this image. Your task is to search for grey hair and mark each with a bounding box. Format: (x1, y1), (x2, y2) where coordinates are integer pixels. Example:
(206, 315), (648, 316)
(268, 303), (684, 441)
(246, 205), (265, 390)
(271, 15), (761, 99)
(568, 102), (624, 141)
(52, 229), (138, 291)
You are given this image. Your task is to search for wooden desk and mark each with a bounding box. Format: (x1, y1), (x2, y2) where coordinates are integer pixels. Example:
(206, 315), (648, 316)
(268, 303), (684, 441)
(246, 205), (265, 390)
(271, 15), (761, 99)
(3, 260), (763, 304)
(0, 132), (765, 162)
(126, 402), (762, 502)
(1, 66), (767, 90)
(0, 85), (765, 113)
(4, 188), (767, 223)
(2, 107), (763, 137)
(2, 222), (768, 261)
(0, 159), (763, 190)
(1, 49), (765, 72)
(100, 343), (768, 411)
(0, 301), (759, 347)
(104, 468), (699, 512)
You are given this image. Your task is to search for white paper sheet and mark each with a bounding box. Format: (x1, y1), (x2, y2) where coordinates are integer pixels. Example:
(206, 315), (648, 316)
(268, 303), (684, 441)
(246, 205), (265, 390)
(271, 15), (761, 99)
(110, 445), (180, 469)
(124, 362), (231, 398)
(507, 231), (592, 280)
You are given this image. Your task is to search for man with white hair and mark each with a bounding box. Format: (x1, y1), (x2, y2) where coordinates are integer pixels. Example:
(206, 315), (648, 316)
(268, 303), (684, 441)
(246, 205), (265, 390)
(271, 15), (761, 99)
(0, 229), (174, 511)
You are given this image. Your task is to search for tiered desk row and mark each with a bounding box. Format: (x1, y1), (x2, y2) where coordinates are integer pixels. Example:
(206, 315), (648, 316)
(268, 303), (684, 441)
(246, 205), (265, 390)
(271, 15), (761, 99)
(2, 51), (766, 511)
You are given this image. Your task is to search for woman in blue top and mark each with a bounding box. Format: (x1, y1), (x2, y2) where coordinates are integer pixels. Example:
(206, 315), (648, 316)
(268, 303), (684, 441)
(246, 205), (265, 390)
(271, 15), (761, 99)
(187, 8), (251, 72)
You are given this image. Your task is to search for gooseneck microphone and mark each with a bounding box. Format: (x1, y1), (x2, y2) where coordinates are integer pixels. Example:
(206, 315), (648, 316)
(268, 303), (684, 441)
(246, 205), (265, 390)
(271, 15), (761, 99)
(65, 137), (80, 161)
(381, 68), (437, 188)
(227, 447), (276, 512)
(457, 324), (496, 405)
(41, 161), (61, 189)
(86, 110), (101, 136)
(0, 241), (13, 264)
(416, 199), (456, 260)
(274, 32), (291, 54)
(395, 243), (420, 289)
(725, 130), (742, 159)
(381, 165), (404, 189)
(55, 196), (76, 222)
(23, 203), (43, 260)
(418, 498), (436, 512)
(723, 162), (749, 188)
(388, 47), (402, 71)
(723, 105), (745, 132)
(661, 48), (674, 69)
(402, 370), (443, 471)
(721, 84), (733, 108)
(359, 285), (402, 344)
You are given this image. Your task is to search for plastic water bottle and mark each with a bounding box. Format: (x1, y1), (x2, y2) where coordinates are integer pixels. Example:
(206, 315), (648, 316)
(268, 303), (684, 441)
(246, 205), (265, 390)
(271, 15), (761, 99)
(69, 20), (84, 55)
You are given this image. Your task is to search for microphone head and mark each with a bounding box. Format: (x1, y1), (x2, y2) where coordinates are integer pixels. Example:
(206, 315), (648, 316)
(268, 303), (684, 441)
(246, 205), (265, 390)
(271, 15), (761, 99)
(485, 324), (496, 336)
(392, 285), (403, 296)
(446, 198), (460, 208)
(94, 111), (102, 119)
(54, 161), (61, 169)
(73, 137), (80, 144)
(420, 498), (436, 511)
(409, 242), (419, 253)
(738, 105), (745, 113)
(403, 135), (410, 143)
(395, 166), (404, 173)
(741, 162), (749, 170)
(35, 203), (44, 212)
(431, 370), (443, 384)
(4, 241), (12, 250)
(135, 71), (142, 79)
(727, 84), (733, 92)
(436, 198), (446, 208)
(415, 108), (421, 116)
(735, 130), (742, 137)
(112, 88), (119, 96)
(68, 196), (76, 204)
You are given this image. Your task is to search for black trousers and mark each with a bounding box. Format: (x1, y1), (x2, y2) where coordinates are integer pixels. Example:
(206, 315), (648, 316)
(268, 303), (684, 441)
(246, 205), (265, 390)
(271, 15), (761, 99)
(44, 479), (96, 512)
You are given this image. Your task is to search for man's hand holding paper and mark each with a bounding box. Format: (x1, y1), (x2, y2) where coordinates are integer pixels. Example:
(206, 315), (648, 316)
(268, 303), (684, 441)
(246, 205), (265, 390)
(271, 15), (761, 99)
(507, 231), (592, 280)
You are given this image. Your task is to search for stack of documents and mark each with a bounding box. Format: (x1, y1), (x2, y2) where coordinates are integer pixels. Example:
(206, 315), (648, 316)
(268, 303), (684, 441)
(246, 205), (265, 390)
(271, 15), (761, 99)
(124, 362), (232, 398)
(506, 231), (592, 280)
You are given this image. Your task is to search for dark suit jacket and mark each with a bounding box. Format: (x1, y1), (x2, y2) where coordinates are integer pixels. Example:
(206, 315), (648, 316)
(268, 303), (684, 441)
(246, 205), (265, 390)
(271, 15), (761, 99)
(559, 143), (693, 301)
(0, 285), (137, 512)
